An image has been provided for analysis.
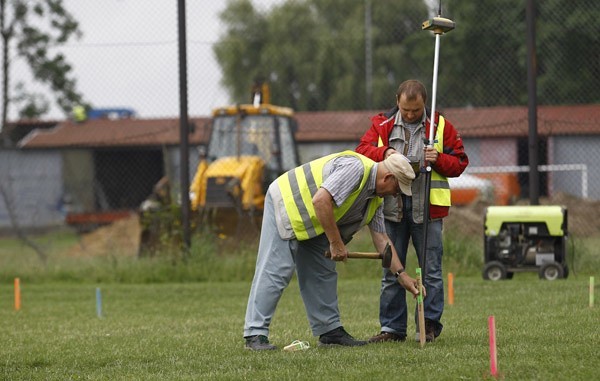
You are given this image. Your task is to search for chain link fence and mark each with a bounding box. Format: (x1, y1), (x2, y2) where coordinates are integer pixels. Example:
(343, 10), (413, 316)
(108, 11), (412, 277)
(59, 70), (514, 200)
(1, 0), (599, 253)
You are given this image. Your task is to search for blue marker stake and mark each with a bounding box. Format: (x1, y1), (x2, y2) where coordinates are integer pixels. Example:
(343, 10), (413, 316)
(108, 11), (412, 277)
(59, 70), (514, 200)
(96, 287), (102, 318)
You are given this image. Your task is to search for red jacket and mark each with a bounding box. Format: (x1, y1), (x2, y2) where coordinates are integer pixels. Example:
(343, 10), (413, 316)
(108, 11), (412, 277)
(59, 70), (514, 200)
(356, 107), (469, 219)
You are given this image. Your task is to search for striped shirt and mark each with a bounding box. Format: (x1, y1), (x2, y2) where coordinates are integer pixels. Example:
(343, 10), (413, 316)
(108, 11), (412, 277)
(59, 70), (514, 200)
(392, 110), (426, 161)
(270, 155), (385, 240)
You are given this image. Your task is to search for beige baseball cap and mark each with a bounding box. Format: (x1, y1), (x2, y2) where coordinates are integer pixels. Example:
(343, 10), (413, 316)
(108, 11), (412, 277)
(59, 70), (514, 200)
(383, 153), (415, 196)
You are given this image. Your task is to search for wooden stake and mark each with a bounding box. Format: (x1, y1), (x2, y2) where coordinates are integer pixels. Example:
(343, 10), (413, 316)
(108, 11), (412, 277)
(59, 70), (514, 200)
(14, 278), (21, 311)
(590, 276), (595, 308)
(416, 268), (426, 348)
(448, 272), (454, 306)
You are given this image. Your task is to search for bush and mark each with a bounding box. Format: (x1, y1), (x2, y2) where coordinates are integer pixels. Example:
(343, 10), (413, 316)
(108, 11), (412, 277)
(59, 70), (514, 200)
(1, 223), (595, 284)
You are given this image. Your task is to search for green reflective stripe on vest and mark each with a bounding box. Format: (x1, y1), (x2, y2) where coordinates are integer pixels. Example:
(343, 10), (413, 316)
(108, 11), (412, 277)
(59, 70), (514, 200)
(277, 150), (378, 240)
(430, 116), (451, 206)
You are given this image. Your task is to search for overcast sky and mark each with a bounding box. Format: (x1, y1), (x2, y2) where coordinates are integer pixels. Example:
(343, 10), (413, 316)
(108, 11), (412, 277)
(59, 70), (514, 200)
(7, 0), (438, 121)
(8, 1), (279, 121)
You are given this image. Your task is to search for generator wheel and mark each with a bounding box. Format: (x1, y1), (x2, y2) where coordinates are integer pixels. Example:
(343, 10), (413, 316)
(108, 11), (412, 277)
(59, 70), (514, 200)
(482, 261), (507, 281)
(539, 262), (565, 281)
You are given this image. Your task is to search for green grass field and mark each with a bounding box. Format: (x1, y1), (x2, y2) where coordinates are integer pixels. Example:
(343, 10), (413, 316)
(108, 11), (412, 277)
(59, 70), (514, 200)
(0, 227), (598, 380)
(1, 276), (598, 380)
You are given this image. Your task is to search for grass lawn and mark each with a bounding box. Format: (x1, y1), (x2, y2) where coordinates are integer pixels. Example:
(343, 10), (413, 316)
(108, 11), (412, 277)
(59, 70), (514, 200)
(0, 276), (597, 380)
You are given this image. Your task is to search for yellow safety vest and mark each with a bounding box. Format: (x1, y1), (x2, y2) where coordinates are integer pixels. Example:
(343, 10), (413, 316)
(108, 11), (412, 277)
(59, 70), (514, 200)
(430, 117), (451, 206)
(276, 150), (383, 241)
(377, 116), (451, 206)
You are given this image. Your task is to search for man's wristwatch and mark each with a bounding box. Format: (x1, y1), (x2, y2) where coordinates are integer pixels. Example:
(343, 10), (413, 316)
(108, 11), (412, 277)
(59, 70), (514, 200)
(394, 268), (405, 278)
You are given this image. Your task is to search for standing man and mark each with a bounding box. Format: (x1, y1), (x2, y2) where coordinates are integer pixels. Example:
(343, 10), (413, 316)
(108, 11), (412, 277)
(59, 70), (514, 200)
(244, 150), (421, 350)
(356, 79), (468, 343)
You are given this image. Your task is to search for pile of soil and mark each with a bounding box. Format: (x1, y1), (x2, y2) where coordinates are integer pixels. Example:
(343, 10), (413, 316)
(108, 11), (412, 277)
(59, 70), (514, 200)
(445, 199), (490, 236)
(67, 192), (600, 258)
(445, 192), (600, 237)
(537, 192), (600, 236)
(67, 213), (140, 257)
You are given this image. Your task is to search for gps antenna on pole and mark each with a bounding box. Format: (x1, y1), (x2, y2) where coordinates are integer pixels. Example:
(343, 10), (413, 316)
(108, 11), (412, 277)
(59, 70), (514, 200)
(418, 1), (455, 276)
(422, 3), (455, 153)
(416, 0), (455, 348)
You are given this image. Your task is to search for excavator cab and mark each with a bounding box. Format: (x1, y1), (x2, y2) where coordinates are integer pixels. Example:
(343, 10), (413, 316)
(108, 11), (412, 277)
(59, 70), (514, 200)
(190, 84), (299, 235)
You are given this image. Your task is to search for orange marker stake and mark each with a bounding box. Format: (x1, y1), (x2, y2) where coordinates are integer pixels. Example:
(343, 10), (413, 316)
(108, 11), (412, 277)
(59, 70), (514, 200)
(14, 278), (21, 311)
(488, 315), (498, 377)
(448, 273), (454, 306)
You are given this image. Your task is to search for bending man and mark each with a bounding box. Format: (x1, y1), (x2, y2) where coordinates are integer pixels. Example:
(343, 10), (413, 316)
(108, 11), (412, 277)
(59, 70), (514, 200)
(244, 150), (421, 350)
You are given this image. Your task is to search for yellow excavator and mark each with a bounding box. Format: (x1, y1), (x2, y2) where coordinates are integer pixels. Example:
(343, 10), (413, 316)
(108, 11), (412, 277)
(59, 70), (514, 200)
(189, 82), (300, 235)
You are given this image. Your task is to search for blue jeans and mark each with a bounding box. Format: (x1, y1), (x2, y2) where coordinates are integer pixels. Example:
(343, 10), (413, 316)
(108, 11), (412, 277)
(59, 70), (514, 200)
(378, 196), (444, 337)
(244, 193), (343, 338)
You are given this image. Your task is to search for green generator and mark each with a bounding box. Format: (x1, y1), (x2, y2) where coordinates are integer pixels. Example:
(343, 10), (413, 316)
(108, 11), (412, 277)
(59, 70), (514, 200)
(483, 205), (568, 281)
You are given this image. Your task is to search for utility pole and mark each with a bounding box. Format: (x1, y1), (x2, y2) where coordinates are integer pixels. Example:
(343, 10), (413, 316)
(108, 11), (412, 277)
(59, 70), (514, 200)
(178, 0), (191, 256)
(365, 0), (373, 110)
(526, 0), (539, 205)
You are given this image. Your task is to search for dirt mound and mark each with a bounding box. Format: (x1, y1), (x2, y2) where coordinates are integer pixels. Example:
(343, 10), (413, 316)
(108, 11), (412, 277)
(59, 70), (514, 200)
(66, 193), (600, 258)
(67, 213), (140, 257)
(446, 199), (490, 236)
(538, 192), (600, 236)
(446, 192), (600, 237)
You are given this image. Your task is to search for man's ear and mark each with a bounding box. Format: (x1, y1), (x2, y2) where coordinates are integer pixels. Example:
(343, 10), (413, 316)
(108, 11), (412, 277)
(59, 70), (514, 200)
(384, 172), (395, 184)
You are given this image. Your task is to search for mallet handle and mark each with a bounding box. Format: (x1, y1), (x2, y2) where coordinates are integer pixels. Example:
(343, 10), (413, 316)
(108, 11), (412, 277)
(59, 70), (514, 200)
(347, 252), (381, 259)
(324, 251), (380, 259)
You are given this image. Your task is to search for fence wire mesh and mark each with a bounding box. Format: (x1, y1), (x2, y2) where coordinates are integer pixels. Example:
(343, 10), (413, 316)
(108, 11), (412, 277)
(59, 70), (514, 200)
(1, 0), (599, 255)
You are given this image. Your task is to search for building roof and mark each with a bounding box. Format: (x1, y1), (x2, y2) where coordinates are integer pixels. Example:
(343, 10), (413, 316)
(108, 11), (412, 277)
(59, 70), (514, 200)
(446, 104), (600, 138)
(294, 110), (374, 142)
(295, 104), (600, 141)
(17, 104), (600, 149)
(3, 119), (61, 146)
(19, 117), (210, 149)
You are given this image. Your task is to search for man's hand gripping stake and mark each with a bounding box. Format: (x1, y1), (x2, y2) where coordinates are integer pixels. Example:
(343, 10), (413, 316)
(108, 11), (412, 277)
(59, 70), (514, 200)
(417, 2), (455, 348)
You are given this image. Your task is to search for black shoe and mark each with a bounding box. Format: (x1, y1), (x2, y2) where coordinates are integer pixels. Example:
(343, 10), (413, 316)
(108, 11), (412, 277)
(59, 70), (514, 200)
(318, 327), (367, 347)
(245, 335), (277, 351)
(368, 332), (406, 343)
(424, 320), (436, 342)
(415, 320), (437, 343)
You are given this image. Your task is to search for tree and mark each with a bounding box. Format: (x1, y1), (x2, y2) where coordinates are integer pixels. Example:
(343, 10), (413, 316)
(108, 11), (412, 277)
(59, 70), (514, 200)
(1, 0), (86, 135)
(439, 0), (600, 107)
(438, 1), (527, 107)
(215, 0), (599, 111)
(536, 0), (600, 105)
(214, 0), (430, 112)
